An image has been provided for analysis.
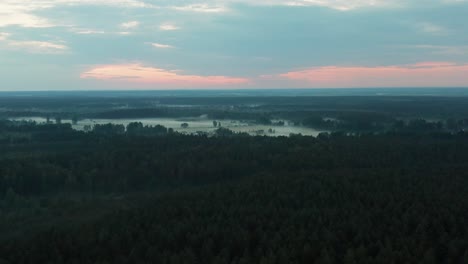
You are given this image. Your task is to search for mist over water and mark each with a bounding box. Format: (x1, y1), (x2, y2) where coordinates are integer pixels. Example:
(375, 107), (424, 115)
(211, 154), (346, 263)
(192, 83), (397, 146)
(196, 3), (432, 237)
(10, 117), (324, 137)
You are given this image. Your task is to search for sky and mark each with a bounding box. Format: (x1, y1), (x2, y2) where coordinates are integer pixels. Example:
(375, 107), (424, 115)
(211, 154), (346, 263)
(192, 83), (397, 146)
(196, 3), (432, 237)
(0, 0), (468, 90)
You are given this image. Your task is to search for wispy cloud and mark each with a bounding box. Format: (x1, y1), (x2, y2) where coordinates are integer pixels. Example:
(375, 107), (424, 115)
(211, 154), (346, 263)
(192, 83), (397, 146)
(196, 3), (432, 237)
(200, 0), (400, 11)
(9, 41), (68, 53)
(416, 22), (448, 35)
(151, 43), (174, 49)
(80, 63), (249, 87)
(277, 0), (392, 11)
(159, 23), (180, 31)
(0, 0), (458, 31)
(71, 28), (106, 35)
(169, 0), (394, 12)
(0, 32), (68, 54)
(2, 41), (68, 54)
(0, 32), (10, 40)
(173, 4), (228, 13)
(0, 0), (153, 28)
(0, 8), (54, 28)
(411, 45), (468, 55)
(120, 21), (140, 29)
(229, 0), (465, 10)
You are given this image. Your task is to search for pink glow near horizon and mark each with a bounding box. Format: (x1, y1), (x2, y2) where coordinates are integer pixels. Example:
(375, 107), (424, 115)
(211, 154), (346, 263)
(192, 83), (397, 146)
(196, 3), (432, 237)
(279, 62), (468, 87)
(80, 62), (468, 88)
(277, 62), (468, 88)
(80, 63), (249, 87)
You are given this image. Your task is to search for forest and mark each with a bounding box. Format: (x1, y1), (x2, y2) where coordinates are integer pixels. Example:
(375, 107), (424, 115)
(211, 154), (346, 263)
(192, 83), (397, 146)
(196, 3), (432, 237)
(1, 113), (468, 263)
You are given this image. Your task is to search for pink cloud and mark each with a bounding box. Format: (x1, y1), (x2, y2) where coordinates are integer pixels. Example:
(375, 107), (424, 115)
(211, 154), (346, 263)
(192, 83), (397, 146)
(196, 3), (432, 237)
(273, 62), (468, 88)
(80, 63), (249, 88)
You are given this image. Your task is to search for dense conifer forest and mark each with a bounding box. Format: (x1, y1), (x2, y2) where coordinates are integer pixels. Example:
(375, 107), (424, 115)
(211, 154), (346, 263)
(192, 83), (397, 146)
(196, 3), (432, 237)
(1, 118), (467, 263)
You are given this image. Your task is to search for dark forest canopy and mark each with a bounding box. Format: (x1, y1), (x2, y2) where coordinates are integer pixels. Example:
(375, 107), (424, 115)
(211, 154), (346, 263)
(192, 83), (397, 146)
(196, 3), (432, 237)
(0, 120), (468, 263)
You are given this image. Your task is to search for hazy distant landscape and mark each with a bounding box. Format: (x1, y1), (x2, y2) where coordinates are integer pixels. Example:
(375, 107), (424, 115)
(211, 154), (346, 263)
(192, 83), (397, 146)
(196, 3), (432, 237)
(4, 90), (468, 136)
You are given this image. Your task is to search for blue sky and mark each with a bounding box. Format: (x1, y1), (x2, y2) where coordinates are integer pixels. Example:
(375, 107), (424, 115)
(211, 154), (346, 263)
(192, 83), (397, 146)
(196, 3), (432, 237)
(1, 0), (468, 90)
